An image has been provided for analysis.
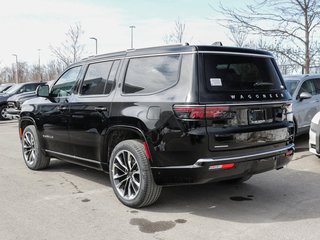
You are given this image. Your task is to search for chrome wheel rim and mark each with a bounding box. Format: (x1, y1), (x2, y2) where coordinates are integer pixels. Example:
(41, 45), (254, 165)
(23, 132), (36, 166)
(112, 150), (141, 200)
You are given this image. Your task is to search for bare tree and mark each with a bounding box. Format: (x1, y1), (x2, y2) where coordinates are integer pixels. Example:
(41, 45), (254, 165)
(227, 25), (249, 47)
(164, 18), (186, 44)
(215, 0), (320, 73)
(50, 23), (85, 67)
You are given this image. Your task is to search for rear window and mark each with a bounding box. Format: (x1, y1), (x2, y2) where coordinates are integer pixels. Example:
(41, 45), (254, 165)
(123, 55), (180, 94)
(203, 54), (283, 92)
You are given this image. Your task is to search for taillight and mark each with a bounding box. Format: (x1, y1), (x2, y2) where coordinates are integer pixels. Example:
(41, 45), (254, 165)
(173, 105), (229, 119)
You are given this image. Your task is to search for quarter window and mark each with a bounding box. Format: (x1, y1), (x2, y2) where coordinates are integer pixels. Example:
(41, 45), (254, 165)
(123, 55), (180, 94)
(81, 61), (113, 95)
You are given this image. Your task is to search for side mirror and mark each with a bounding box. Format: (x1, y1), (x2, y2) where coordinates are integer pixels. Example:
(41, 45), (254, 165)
(298, 92), (312, 101)
(37, 85), (49, 97)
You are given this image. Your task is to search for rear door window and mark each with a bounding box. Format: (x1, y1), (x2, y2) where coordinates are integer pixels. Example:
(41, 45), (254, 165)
(81, 61), (113, 95)
(203, 54), (283, 92)
(123, 55), (180, 94)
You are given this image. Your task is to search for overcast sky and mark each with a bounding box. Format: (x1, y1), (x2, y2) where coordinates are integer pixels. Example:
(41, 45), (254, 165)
(0, 0), (244, 67)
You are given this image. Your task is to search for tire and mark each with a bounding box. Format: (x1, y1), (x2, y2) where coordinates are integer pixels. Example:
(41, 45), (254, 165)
(0, 105), (8, 120)
(224, 174), (252, 184)
(22, 125), (50, 170)
(109, 140), (162, 208)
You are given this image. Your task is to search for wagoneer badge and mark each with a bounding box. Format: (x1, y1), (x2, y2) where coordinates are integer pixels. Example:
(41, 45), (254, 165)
(230, 93), (285, 100)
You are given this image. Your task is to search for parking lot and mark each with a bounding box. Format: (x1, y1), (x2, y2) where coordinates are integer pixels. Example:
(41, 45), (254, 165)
(0, 120), (320, 240)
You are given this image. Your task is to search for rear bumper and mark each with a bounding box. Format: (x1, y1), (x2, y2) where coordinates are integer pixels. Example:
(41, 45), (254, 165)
(152, 144), (294, 186)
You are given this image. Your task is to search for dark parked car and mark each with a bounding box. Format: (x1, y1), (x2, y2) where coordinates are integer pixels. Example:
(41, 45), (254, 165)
(0, 83), (14, 93)
(0, 82), (45, 120)
(19, 45), (294, 208)
(6, 81), (53, 119)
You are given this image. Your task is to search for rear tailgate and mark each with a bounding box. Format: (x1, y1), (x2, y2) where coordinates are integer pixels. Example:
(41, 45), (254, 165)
(206, 102), (291, 151)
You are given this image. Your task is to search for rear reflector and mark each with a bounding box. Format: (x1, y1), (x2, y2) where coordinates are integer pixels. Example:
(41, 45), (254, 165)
(143, 142), (151, 160)
(209, 163), (235, 170)
(285, 150), (294, 157)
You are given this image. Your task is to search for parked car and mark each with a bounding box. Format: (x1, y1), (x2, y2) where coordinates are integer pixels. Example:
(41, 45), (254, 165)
(284, 74), (320, 136)
(0, 82), (46, 120)
(309, 111), (320, 157)
(0, 83), (14, 93)
(6, 81), (54, 119)
(19, 45), (294, 208)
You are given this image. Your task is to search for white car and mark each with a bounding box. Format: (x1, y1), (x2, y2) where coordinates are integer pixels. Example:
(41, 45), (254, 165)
(309, 111), (320, 157)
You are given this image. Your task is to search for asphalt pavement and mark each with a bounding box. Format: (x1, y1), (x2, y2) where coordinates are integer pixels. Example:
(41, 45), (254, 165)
(0, 121), (320, 240)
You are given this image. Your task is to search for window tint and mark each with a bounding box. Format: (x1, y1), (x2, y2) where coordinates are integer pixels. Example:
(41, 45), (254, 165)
(51, 66), (81, 98)
(312, 79), (320, 94)
(81, 61), (113, 95)
(284, 80), (299, 96)
(203, 54), (282, 92)
(123, 55), (180, 94)
(105, 60), (120, 94)
(298, 80), (316, 95)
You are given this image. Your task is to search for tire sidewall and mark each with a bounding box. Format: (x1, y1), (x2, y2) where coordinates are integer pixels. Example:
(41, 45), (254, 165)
(0, 105), (8, 120)
(109, 140), (150, 207)
(22, 125), (41, 169)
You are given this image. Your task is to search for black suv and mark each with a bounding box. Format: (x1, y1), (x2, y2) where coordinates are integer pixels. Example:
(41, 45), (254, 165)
(19, 45), (294, 208)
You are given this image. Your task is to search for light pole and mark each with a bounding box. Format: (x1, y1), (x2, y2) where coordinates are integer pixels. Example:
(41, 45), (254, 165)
(12, 54), (18, 84)
(129, 25), (136, 49)
(38, 49), (42, 81)
(90, 37), (98, 55)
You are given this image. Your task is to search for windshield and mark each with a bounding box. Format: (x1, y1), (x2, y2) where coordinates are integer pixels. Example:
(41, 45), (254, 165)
(284, 80), (299, 96)
(203, 54), (283, 92)
(4, 84), (23, 94)
(0, 85), (11, 93)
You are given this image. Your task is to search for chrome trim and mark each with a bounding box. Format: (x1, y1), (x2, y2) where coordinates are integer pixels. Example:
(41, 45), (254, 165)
(174, 101), (291, 108)
(151, 144), (294, 170)
(196, 144), (294, 165)
(45, 150), (100, 164)
(198, 51), (273, 58)
(206, 101), (291, 106)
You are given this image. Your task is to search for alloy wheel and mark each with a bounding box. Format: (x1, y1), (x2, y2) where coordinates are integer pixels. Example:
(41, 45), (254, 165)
(112, 150), (141, 200)
(23, 131), (36, 166)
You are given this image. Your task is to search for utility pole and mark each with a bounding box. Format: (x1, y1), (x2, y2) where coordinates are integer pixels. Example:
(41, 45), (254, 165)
(12, 54), (18, 84)
(38, 49), (42, 81)
(90, 37), (98, 55)
(129, 26), (136, 49)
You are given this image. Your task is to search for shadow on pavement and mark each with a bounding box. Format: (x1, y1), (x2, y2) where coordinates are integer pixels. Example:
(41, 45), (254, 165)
(43, 155), (320, 224)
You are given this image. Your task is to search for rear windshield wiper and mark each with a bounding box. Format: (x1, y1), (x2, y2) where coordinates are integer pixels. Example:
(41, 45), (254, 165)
(253, 82), (274, 87)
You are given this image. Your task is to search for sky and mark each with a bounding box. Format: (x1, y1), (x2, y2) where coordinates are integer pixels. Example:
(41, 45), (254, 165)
(0, 0), (245, 67)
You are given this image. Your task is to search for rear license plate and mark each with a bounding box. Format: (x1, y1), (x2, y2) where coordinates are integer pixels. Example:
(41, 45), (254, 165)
(249, 109), (266, 124)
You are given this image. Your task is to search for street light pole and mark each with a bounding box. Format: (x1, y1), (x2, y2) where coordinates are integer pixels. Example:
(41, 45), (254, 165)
(12, 54), (18, 84)
(129, 26), (136, 49)
(38, 49), (42, 81)
(90, 37), (98, 55)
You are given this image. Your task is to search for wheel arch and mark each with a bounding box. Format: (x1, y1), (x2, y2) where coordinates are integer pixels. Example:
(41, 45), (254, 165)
(19, 117), (38, 140)
(101, 125), (152, 171)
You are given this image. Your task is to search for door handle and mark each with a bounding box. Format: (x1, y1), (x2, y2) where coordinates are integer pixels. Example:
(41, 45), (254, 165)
(94, 107), (107, 111)
(57, 106), (68, 111)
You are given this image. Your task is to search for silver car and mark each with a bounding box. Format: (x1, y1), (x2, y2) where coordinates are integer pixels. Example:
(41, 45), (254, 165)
(284, 74), (320, 135)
